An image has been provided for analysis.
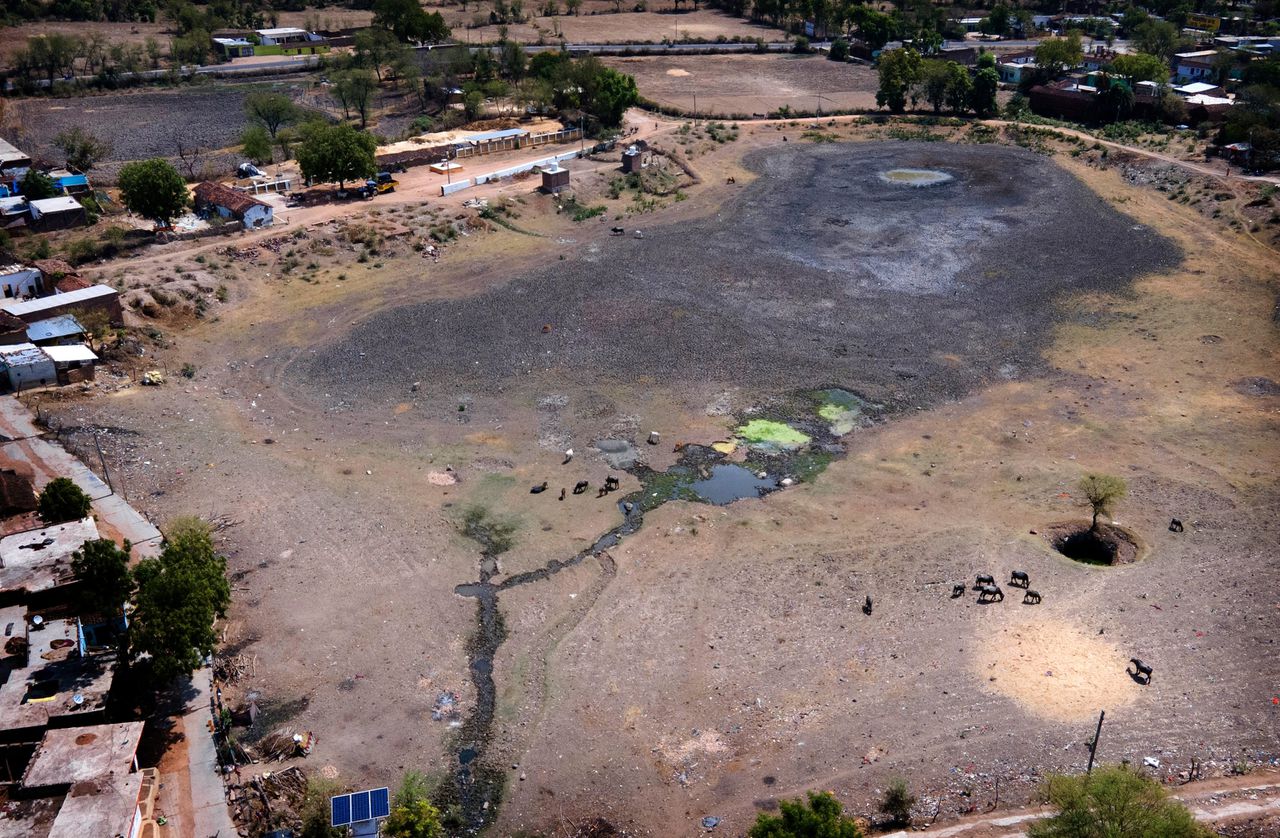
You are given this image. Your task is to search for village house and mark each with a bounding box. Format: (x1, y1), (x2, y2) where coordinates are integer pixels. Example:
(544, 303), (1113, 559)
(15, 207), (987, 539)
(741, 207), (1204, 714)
(1173, 50), (1219, 84)
(45, 344), (98, 384)
(1, 284), (122, 327)
(193, 181), (274, 228)
(0, 196), (28, 233)
(0, 138), (31, 181)
(0, 517), (100, 605)
(27, 196), (87, 233)
(26, 315), (86, 347)
(253, 26), (329, 53)
(0, 262), (43, 300)
(0, 343), (56, 391)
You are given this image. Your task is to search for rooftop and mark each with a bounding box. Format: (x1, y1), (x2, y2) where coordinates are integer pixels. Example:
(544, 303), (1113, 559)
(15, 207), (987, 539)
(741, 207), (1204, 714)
(22, 721), (145, 788)
(0, 615), (114, 733)
(0, 138), (29, 166)
(0, 343), (52, 369)
(0, 263), (34, 276)
(31, 259), (78, 280)
(256, 26), (308, 36)
(46, 773), (142, 838)
(0, 517), (100, 599)
(193, 181), (270, 215)
(28, 197), (82, 214)
(26, 316), (85, 343)
(43, 345), (97, 364)
(1, 285), (116, 318)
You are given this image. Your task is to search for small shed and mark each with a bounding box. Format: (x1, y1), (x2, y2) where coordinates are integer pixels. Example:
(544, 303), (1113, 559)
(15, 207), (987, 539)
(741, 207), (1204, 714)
(541, 164), (570, 194)
(28, 196), (87, 232)
(26, 315), (85, 346)
(0, 138), (30, 177)
(0, 263), (43, 300)
(44, 344), (98, 384)
(0, 343), (55, 391)
(2, 284), (123, 326)
(621, 145), (644, 174)
(193, 181), (274, 228)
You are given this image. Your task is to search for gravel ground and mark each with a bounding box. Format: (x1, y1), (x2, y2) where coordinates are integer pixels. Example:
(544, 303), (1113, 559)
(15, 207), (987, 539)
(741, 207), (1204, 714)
(295, 142), (1181, 414)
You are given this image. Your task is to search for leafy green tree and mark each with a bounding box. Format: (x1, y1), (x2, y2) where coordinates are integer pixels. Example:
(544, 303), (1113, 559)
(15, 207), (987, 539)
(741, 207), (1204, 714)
(1096, 76), (1135, 122)
(1028, 766), (1211, 838)
(26, 33), (79, 86)
(971, 65), (1000, 116)
(241, 125), (273, 164)
(584, 65), (638, 127)
(373, 0), (450, 43)
(1110, 52), (1169, 86)
(749, 791), (863, 838)
(71, 538), (134, 618)
(463, 89), (485, 120)
(1078, 473), (1126, 531)
(852, 7), (895, 50)
(243, 90), (297, 139)
(295, 122), (377, 189)
(39, 477), (92, 523)
(53, 127), (111, 172)
(1133, 19), (1185, 63)
(980, 4), (1009, 37)
(130, 517), (230, 683)
(500, 39), (527, 80)
(335, 69), (378, 128)
(383, 800), (444, 838)
(880, 778), (915, 826)
(20, 169), (58, 200)
(919, 59), (953, 112)
(876, 47), (922, 113)
(117, 158), (189, 227)
(354, 27), (405, 82)
(1035, 33), (1084, 79)
(829, 39), (849, 62)
(945, 61), (972, 113)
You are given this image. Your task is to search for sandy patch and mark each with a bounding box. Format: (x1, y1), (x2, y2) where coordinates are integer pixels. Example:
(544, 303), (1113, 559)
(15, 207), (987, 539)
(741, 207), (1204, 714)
(427, 470), (458, 486)
(973, 619), (1138, 722)
(666, 68), (691, 77)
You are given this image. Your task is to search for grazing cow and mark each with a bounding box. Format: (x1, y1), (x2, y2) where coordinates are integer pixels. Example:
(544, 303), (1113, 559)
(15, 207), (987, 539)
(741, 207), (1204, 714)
(610, 226), (625, 236)
(1010, 570), (1030, 588)
(975, 574), (995, 588)
(978, 584), (1004, 603)
(530, 482), (548, 494)
(573, 480), (589, 495)
(951, 583), (966, 599)
(1023, 589), (1042, 604)
(862, 595), (873, 615)
(1129, 658), (1153, 684)
(563, 448), (574, 464)
(1169, 518), (1184, 532)
(605, 475), (620, 491)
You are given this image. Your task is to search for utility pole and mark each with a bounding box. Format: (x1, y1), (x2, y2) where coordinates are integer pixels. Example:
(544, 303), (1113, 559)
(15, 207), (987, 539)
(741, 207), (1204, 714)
(94, 434), (113, 495)
(1086, 710), (1106, 773)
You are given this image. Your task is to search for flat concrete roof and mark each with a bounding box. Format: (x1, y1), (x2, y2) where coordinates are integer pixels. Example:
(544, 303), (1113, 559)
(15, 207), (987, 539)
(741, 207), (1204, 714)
(46, 773), (141, 838)
(29, 197), (82, 214)
(0, 343), (49, 369)
(0, 518), (99, 598)
(22, 721), (145, 788)
(0, 616), (114, 733)
(1, 285), (116, 318)
(257, 26), (307, 36)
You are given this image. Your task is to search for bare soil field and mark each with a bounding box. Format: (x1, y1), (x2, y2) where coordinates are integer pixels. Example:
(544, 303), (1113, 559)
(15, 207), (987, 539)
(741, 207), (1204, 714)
(39, 119), (1280, 836)
(10, 81), (311, 178)
(441, 5), (787, 45)
(606, 53), (881, 115)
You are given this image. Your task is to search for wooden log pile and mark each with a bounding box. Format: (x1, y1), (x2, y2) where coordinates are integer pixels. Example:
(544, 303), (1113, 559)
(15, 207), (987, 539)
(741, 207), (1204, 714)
(227, 765), (308, 837)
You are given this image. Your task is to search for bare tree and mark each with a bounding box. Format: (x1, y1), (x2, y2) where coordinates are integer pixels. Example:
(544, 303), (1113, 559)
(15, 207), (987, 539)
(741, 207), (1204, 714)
(171, 129), (206, 181)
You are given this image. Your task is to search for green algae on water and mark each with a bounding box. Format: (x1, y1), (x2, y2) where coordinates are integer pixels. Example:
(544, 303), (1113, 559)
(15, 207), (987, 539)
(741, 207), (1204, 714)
(735, 419), (811, 449)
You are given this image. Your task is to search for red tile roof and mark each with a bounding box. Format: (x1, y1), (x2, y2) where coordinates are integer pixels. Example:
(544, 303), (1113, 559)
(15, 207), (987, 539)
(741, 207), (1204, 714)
(193, 181), (270, 216)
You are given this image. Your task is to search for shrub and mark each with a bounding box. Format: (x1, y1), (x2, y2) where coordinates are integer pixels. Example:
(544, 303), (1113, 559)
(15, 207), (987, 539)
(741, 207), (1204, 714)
(39, 477), (92, 524)
(880, 778), (915, 826)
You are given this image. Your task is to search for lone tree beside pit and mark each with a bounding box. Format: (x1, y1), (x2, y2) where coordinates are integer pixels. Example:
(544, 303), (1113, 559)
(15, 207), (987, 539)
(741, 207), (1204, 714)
(1079, 473), (1126, 532)
(749, 790), (864, 837)
(117, 158), (190, 229)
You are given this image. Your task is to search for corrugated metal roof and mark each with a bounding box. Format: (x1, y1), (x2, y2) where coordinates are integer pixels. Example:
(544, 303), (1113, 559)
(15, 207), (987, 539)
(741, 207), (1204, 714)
(0, 343), (50, 367)
(465, 128), (529, 143)
(1, 285), (115, 317)
(26, 315), (84, 343)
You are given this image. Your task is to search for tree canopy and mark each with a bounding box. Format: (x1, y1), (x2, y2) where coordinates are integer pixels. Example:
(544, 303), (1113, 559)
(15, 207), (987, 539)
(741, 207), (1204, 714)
(71, 538), (133, 618)
(372, 0), (450, 43)
(1028, 766), (1211, 838)
(877, 48), (923, 113)
(38, 477), (92, 523)
(130, 517), (230, 683)
(1079, 474), (1127, 531)
(244, 90), (297, 139)
(53, 126), (110, 171)
(1110, 52), (1168, 85)
(749, 791), (864, 838)
(20, 169), (58, 201)
(295, 122), (377, 189)
(1035, 34), (1084, 79)
(117, 158), (189, 227)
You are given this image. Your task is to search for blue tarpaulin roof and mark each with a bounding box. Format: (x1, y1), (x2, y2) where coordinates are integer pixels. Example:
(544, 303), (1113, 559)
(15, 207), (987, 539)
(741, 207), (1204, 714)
(26, 314), (84, 343)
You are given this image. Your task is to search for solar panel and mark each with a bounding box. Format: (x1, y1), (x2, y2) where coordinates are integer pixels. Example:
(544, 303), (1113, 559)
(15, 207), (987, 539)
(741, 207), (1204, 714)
(331, 794), (352, 827)
(351, 790), (371, 822)
(370, 787), (391, 819)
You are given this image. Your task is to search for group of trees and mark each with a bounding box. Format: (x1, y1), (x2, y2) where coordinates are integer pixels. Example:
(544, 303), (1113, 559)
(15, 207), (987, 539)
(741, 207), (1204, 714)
(877, 49), (998, 117)
(36, 478), (230, 685)
(748, 768), (1208, 837)
(7, 31), (166, 88)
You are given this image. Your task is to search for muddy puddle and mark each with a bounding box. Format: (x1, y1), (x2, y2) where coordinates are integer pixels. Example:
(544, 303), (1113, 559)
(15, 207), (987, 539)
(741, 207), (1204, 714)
(879, 168), (954, 187)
